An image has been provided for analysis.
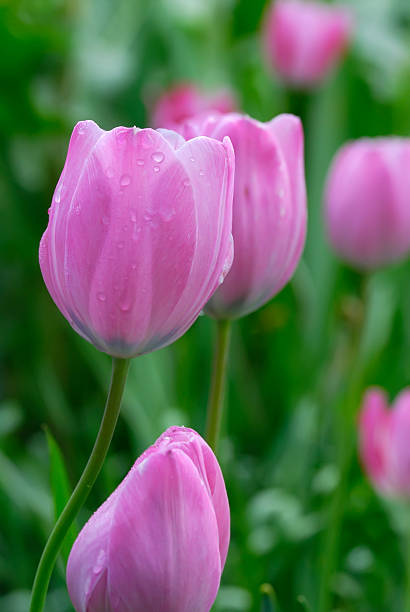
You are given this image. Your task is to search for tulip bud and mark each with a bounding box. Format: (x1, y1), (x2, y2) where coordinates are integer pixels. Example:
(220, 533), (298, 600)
(324, 138), (410, 270)
(182, 112), (307, 319)
(66, 426), (230, 612)
(39, 121), (234, 357)
(263, 0), (352, 87)
(359, 388), (410, 497)
(151, 83), (236, 131)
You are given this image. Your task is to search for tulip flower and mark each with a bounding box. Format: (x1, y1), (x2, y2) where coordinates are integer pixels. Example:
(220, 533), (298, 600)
(151, 83), (236, 131)
(39, 120), (235, 358)
(324, 138), (410, 270)
(182, 112), (307, 319)
(263, 0), (352, 87)
(359, 388), (410, 497)
(66, 426), (230, 612)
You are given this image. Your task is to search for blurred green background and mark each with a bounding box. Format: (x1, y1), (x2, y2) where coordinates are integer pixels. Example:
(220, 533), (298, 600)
(1, 0), (410, 610)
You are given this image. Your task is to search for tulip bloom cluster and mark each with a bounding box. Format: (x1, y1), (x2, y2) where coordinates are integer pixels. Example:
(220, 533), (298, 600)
(40, 121), (234, 358)
(359, 389), (410, 498)
(38, 106), (307, 610)
(67, 427), (229, 612)
(263, 0), (352, 87)
(325, 138), (410, 270)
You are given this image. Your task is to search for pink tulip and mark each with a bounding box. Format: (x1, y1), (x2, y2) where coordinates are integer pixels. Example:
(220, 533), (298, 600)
(151, 83), (236, 131)
(66, 426), (230, 612)
(263, 0), (352, 87)
(359, 388), (410, 497)
(39, 120), (234, 357)
(324, 138), (410, 270)
(181, 112), (307, 319)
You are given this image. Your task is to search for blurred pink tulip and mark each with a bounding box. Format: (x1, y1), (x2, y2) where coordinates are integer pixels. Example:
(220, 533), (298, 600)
(66, 426), (230, 612)
(325, 138), (410, 270)
(359, 388), (410, 497)
(39, 120), (234, 357)
(151, 83), (236, 131)
(182, 112), (307, 319)
(263, 0), (352, 87)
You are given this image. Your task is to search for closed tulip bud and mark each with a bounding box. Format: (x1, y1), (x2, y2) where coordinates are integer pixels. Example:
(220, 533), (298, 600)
(263, 0), (352, 87)
(359, 388), (410, 497)
(39, 121), (234, 357)
(325, 138), (410, 270)
(151, 83), (236, 131)
(66, 426), (230, 612)
(182, 112), (307, 319)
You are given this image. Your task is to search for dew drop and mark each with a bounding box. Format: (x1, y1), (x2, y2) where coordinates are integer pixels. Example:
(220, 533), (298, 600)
(47, 207), (51, 215)
(106, 167), (115, 178)
(151, 151), (165, 163)
(190, 157), (195, 163)
(77, 124), (86, 135)
(54, 187), (62, 203)
(119, 296), (132, 312)
(153, 166), (160, 173)
(199, 170), (205, 176)
(136, 158), (145, 166)
(97, 292), (106, 302)
(130, 212), (137, 222)
(120, 174), (131, 186)
(183, 179), (190, 187)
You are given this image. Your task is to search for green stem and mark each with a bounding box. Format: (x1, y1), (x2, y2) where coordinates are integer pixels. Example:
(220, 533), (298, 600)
(318, 282), (369, 612)
(30, 357), (130, 612)
(317, 382), (359, 612)
(205, 319), (232, 453)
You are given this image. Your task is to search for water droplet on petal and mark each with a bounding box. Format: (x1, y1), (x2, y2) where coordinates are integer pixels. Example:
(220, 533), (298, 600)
(106, 167), (115, 178)
(190, 157), (195, 163)
(130, 212), (137, 222)
(183, 179), (190, 187)
(151, 151), (165, 163)
(77, 124), (86, 135)
(97, 292), (106, 302)
(120, 174), (131, 186)
(199, 170), (205, 176)
(136, 158), (145, 166)
(153, 166), (160, 173)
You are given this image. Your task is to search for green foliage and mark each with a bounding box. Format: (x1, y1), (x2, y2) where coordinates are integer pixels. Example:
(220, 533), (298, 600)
(0, 0), (410, 610)
(44, 427), (78, 565)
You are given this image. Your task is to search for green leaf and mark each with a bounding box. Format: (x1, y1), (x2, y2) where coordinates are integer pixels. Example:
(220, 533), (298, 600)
(45, 427), (78, 564)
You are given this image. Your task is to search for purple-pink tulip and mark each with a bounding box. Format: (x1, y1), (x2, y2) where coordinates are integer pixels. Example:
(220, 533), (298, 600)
(39, 120), (234, 357)
(66, 426), (230, 612)
(182, 112), (307, 319)
(151, 83), (236, 131)
(359, 388), (410, 497)
(263, 0), (352, 87)
(325, 138), (410, 270)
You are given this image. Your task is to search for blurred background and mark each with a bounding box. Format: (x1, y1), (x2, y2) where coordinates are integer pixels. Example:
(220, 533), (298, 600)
(1, 0), (410, 610)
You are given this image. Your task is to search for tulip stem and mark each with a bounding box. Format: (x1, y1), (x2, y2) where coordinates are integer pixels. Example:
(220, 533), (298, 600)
(30, 357), (130, 612)
(206, 319), (232, 453)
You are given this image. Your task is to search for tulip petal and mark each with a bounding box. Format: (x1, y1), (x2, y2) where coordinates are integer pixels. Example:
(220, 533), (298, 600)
(359, 389), (391, 492)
